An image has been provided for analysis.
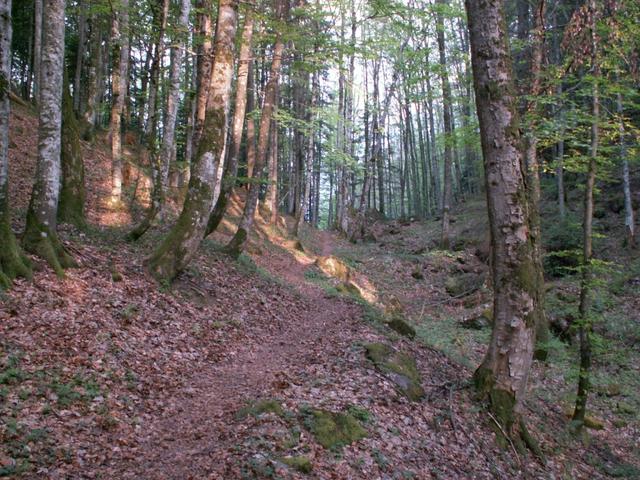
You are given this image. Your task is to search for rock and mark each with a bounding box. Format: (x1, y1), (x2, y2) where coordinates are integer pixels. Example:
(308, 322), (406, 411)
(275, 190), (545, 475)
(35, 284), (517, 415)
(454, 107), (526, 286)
(461, 308), (492, 330)
(584, 415), (605, 430)
(386, 315), (416, 339)
(336, 281), (361, 297)
(315, 256), (351, 282)
(616, 402), (635, 415)
(364, 343), (424, 401)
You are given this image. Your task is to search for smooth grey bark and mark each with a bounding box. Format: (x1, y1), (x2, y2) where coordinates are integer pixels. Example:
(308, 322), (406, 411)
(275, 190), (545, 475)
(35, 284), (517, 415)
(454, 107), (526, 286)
(466, 0), (540, 449)
(0, 0), (32, 288)
(73, 0), (88, 112)
(23, 0), (75, 276)
(205, 7), (255, 236)
(110, 0), (130, 205)
(617, 92), (635, 248)
(160, 0), (191, 187)
(147, 0), (239, 280)
(32, 0), (42, 102)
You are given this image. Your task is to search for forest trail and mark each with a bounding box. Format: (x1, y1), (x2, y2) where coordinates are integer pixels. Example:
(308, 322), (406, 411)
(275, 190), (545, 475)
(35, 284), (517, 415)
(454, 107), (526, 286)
(112, 229), (369, 478)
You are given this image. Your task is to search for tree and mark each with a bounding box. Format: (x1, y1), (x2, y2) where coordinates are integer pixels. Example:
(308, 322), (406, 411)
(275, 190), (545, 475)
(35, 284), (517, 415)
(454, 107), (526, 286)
(109, 0), (130, 206)
(23, 0), (75, 276)
(0, 0), (32, 288)
(205, 4), (255, 236)
(223, 0), (288, 258)
(465, 0), (541, 451)
(147, 0), (239, 281)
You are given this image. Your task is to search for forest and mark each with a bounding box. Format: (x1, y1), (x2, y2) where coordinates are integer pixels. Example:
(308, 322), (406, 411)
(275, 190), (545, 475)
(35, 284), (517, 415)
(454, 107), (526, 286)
(0, 0), (639, 477)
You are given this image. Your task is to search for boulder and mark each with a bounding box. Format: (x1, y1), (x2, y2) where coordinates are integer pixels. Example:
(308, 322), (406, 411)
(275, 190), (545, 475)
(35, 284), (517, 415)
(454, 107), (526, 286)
(364, 343), (424, 401)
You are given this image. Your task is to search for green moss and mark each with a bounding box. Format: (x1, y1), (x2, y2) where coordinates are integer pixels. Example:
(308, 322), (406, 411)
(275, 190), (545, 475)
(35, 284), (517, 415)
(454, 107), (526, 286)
(386, 315), (416, 339)
(281, 455), (312, 473)
(364, 343), (424, 401)
(22, 214), (76, 278)
(303, 408), (367, 450)
(236, 399), (285, 420)
(0, 215), (32, 288)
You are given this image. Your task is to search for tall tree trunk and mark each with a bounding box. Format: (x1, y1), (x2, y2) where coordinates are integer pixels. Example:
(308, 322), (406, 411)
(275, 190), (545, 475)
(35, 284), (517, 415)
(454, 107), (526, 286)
(110, 0), (130, 205)
(523, 0), (549, 361)
(83, 17), (103, 138)
(206, 7), (255, 235)
(160, 0), (191, 188)
(437, 0), (453, 249)
(73, 0), (88, 112)
(192, 0), (214, 151)
(294, 70), (318, 237)
(245, 64), (257, 181)
(573, 0), (599, 427)
(32, 0), (43, 102)
(266, 117), (278, 223)
(0, 0), (32, 288)
(225, 0), (287, 258)
(147, 0), (239, 280)
(23, 0), (75, 277)
(58, 75), (86, 228)
(127, 0), (169, 241)
(617, 92), (635, 248)
(466, 0), (540, 449)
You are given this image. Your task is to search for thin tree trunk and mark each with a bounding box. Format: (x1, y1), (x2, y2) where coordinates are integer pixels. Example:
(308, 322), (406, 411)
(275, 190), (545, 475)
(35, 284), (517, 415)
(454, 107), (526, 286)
(466, 0), (540, 450)
(110, 0), (130, 205)
(127, 0), (169, 241)
(617, 92), (635, 248)
(23, 0), (75, 276)
(160, 0), (191, 188)
(32, 0), (43, 102)
(225, 0), (287, 257)
(206, 7), (254, 235)
(73, 0), (87, 112)
(573, 0), (599, 426)
(437, 0), (453, 249)
(0, 0), (32, 288)
(147, 0), (239, 280)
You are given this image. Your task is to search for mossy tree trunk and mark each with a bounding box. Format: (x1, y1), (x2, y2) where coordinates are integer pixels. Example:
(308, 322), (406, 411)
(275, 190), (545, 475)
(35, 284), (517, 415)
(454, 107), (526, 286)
(224, 0), (287, 258)
(147, 0), (239, 281)
(205, 7), (255, 236)
(465, 0), (539, 449)
(126, 0), (169, 241)
(0, 0), (32, 289)
(23, 0), (75, 277)
(58, 74), (86, 229)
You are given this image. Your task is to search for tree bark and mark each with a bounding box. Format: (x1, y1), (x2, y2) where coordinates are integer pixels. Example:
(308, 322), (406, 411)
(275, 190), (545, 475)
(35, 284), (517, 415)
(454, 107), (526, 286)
(32, 0), (43, 102)
(225, 0), (287, 258)
(58, 75), (86, 228)
(573, 0), (599, 427)
(617, 92), (635, 248)
(0, 0), (32, 288)
(466, 0), (539, 447)
(437, 0), (453, 249)
(205, 7), (255, 236)
(23, 0), (75, 277)
(147, 0), (239, 280)
(73, 0), (88, 113)
(160, 0), (191, 188)
(110, 0), (130, 205)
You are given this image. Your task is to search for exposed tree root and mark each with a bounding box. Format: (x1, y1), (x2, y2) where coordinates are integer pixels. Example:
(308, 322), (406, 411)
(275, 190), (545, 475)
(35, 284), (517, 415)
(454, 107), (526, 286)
(0, 220), (32, 289)
(23, 225), (76, 278)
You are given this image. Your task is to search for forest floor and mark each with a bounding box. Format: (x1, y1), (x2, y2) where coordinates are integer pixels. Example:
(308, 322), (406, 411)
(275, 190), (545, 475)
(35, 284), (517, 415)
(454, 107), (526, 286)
(1, 104), (640, 479)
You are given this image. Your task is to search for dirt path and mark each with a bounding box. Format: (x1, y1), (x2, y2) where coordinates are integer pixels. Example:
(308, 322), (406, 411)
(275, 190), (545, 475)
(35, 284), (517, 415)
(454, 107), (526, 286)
(110, 233), (367, 478)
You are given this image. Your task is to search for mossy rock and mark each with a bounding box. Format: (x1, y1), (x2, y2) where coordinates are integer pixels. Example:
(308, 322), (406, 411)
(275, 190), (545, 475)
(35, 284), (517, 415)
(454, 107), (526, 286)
(364, 343), (424, 401)
(444, 272), (484, 297)
(281, 455), (313, 474)
(411, 267), (424, 280)
(315, 256), (351, 282)
(385, 315), (416, 339)
(303, 408), (367, 450)
(236, 399), (285, 420)
(460, 308), (493, 330)
(336, 281), (361, 297)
